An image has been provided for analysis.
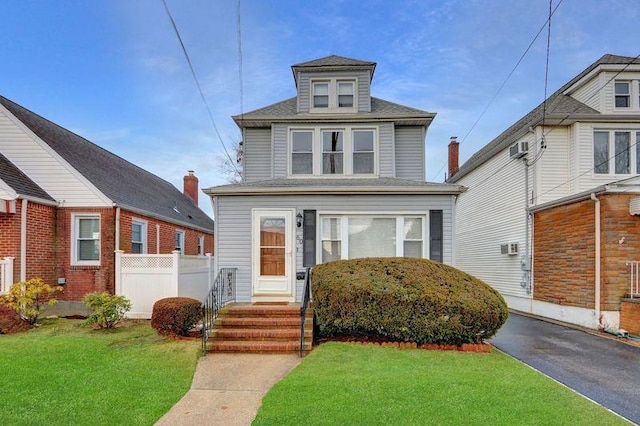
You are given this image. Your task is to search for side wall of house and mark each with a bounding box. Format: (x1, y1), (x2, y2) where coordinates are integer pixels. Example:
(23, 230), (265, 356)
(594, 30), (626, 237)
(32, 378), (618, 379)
(394, 126), (424, 181)
(243, 127), (272, 182)
(215, 193), (455, 303)
(0, 199), (56, 286)
(454, 138), (531, 304)
(118, 210), (214, 255)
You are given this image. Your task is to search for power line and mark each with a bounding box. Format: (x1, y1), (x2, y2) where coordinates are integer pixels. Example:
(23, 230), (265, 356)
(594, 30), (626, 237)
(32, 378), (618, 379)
(430, 0), (564, 181)
(161, 0), (239, 174)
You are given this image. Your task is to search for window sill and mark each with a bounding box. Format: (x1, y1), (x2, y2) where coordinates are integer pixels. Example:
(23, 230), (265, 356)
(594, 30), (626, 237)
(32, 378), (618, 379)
(70, 264), (101, 270)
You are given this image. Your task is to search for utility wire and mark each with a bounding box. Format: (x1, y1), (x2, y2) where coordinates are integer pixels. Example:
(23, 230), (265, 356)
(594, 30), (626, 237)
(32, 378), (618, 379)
(161, 0), (239, 174)
(431, 0), (564, 181)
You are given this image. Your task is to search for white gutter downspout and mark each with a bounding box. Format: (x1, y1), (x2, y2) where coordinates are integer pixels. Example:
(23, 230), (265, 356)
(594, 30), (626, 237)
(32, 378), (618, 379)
(590, 193), (601, 327)
(20, 199), (27, 282)
(156, 224), (160, 254)
(115, 207), (121, 251)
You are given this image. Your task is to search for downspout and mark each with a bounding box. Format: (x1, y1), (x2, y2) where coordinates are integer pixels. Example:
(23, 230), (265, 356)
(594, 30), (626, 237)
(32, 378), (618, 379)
(115, 206), (121, 251)
(523, 159), (531, 294)
(590, 193), (601, 327)
(20, 199), (28, 282)
(156, 224), (160, 254)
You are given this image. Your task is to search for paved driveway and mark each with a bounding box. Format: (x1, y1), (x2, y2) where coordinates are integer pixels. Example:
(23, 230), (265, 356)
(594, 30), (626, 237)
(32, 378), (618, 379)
(491, 313), (640, 424)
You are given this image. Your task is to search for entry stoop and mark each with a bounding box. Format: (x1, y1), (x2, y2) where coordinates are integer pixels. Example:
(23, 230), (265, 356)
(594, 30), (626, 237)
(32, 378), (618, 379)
(207, 303), (313, 355)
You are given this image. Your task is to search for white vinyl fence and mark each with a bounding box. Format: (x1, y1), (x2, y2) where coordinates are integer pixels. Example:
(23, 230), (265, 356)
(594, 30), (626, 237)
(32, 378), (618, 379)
(115, 251), (214, 319)
(0, 257), (14, 294)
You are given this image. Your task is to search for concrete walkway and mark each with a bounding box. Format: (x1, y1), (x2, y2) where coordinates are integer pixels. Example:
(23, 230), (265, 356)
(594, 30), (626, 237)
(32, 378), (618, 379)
(491, 313), (640, 424)
(156, 353), (301, 426)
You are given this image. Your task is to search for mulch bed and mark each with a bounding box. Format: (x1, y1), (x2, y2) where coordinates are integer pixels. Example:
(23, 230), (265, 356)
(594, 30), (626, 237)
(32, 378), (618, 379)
(316, 335), (491, 353)
(0, 306), (31, 334)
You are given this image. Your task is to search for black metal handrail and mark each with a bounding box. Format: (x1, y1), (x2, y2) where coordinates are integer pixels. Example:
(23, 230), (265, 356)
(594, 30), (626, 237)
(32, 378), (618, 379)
(202, 267), (237, 355)
(299, 267), (312, 357)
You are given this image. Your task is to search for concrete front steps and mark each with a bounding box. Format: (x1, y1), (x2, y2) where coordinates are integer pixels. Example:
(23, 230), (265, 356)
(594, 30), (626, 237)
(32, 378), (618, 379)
(207, 303), (313, 354)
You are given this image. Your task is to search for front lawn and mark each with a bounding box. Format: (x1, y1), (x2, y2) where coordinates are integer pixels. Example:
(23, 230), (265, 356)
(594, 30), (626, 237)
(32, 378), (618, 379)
(0, 319), (200, 425)
(254, 343), (628, 425)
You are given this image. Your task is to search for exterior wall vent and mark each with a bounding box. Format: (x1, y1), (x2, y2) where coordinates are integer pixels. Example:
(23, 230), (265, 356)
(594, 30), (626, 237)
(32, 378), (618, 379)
(630, 196), (640, 215)
(509, 141), (529, 159)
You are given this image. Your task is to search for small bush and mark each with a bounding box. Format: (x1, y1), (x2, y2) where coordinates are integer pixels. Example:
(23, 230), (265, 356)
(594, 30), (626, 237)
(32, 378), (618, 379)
(82, 292), (132, 329)
(0, 278), (63, 325)
(312, 257), (509, 345)
(151, 297), (202, 337)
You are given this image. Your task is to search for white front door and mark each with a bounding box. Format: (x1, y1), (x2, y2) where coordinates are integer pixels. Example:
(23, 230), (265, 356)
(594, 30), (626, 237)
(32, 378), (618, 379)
(252, 209), (295, 301)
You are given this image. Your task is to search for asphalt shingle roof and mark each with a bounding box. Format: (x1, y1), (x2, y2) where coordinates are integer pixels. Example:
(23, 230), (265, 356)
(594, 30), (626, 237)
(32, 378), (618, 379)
(205, 177), (465, 195)
(0, 152), (54, 201)
(292, 55), (376, 68)
(449, 54), (640, 183)
(0, 96), (214, 232)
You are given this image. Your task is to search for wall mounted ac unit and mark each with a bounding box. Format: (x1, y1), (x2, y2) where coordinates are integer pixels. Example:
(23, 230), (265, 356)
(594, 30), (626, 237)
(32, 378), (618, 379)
(509, 141), (529, 159)
(500, 242), (519, 256)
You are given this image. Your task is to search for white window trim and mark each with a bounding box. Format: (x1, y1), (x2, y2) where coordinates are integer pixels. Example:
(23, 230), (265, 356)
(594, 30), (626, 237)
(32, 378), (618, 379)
(288, 126), (379, 177)
(175, 229), (186, 254)
(71, 213), (101, 266)
(131, 218), (148, 254)
(317, 213), (428, 263)
(197, 235), (205, 255)
(309, 78), (357, 113)
(592, 129), (640, 176)
(614, 80), (632, 110)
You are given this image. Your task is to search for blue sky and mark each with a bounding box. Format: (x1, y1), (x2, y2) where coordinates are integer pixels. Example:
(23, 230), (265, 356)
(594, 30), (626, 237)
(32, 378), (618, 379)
(1, 1), (639, 216)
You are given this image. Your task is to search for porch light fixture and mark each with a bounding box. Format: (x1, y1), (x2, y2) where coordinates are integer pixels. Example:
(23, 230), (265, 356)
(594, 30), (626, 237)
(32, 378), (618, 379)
(296, 212), (303, 228)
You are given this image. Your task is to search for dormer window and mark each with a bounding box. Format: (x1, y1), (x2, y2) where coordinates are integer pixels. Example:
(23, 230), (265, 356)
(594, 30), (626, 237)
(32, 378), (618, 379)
(313, 82), (329, 108)
(337, 81), (354, 107)
(615, 81), (631, 108)
(310, 78), (357, 112)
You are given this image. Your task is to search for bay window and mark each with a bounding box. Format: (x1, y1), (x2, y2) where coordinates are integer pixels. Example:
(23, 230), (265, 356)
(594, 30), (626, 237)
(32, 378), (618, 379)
(290, 127), (377, 176)
(320, 215), (435, 262)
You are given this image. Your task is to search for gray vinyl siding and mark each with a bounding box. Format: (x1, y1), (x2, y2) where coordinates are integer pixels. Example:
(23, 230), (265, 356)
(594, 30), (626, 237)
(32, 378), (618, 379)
(395, 126), (425, 180)
(296, 71), (371, 113)
(273, 124), (288, 178)
(243, 128), (272, 182)
(215, 193), (455, 303)
(379, 122), (394, 177)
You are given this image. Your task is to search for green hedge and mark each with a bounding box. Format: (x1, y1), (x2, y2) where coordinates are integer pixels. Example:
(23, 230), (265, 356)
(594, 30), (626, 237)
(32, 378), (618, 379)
(311, 258), (508, 345)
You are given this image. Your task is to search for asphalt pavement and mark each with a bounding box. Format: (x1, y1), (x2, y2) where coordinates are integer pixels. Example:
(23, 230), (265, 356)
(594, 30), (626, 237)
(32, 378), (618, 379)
(491, 313), (640, 424)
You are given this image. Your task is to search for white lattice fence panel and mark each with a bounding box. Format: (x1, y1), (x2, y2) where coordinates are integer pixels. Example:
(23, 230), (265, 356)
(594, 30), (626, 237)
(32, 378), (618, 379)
(121, 255), (174, 270)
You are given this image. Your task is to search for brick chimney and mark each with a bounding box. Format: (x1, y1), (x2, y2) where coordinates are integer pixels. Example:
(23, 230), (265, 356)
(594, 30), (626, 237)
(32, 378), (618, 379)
(447, 136), (459, 180)
(183, 170), (199, 205)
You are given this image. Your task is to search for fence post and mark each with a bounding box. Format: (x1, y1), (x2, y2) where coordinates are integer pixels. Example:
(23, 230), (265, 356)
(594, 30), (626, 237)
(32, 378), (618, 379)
(1, 257), (14, 293)
(172, 250), (181, 296)
(114, 250), (123, 295)
(206, 253), (213, 293)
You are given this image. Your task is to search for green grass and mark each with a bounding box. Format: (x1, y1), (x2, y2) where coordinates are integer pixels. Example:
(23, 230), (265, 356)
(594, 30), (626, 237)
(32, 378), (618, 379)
(0, 319), (200, 426)
(254, 342), (628, 425)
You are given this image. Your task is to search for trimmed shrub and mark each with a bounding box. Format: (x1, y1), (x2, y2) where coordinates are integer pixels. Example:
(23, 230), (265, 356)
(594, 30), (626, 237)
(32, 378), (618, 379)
(82, 292), (132, 329)
(151, 297), (202, 337)
(0, 278), (63, 325)
(312, 257), (508, 345)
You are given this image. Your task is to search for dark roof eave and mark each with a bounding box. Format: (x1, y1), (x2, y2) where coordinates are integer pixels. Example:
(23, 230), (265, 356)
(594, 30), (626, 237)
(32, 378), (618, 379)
(114, 202), (214, 234)
(232, 114), (436, 128)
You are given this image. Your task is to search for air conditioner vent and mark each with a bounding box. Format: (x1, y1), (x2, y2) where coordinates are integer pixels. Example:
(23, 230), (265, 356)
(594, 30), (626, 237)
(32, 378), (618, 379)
(501, 242), (519, 256)
(509, 141), (529, 159)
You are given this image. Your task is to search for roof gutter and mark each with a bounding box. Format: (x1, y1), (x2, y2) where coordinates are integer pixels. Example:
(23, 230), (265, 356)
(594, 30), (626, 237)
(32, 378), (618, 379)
(203, 185), (467, 197)
(528, 185), (607, 213)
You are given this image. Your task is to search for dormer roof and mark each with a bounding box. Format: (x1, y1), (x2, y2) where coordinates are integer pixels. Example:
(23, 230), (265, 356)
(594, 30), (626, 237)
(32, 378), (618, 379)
(291, 55), (377, 86)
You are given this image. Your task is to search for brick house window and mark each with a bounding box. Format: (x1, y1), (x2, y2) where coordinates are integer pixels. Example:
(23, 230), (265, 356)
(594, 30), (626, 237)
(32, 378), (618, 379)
(131, 219), (147, 254)
(197, 235), (205, 255)
(175, 230), (185, 254)
(72, 214), (100, 265)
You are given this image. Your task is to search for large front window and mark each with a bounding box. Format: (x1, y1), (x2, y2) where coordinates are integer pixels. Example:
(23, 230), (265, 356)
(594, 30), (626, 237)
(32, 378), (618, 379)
(290, 127), (376, 176)
(72, 214), (100, 265)
(594, 130), (640, 175)
(320, 215), (431, 262)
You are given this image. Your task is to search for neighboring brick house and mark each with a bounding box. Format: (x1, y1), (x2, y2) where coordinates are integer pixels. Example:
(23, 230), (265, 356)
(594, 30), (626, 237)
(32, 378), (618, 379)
(448, 54), (640, 331)
(0, 95), (214, 313)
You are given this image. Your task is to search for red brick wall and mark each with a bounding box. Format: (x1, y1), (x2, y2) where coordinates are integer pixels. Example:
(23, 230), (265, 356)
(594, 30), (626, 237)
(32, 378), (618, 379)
(0, 200), (56, 285)
(118, 210), (214, 255)
(534, 194), (640, 313)
(620, 300), (640, 336)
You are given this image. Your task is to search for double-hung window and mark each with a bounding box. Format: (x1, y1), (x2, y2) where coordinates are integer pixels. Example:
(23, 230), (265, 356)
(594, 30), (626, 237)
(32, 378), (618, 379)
(290, 127), (377, 176)
(593, 130), (640, 175)
(615, 81), (631, 108)
(197, 235), (205, 255)
(72, 214), (100, 265)
(322, 131), (344, 175)
(320, 215), (435, 263)
(175, 230), (185, 254)
(131, 219), (147, 254)
(310, 79), (356, 111)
